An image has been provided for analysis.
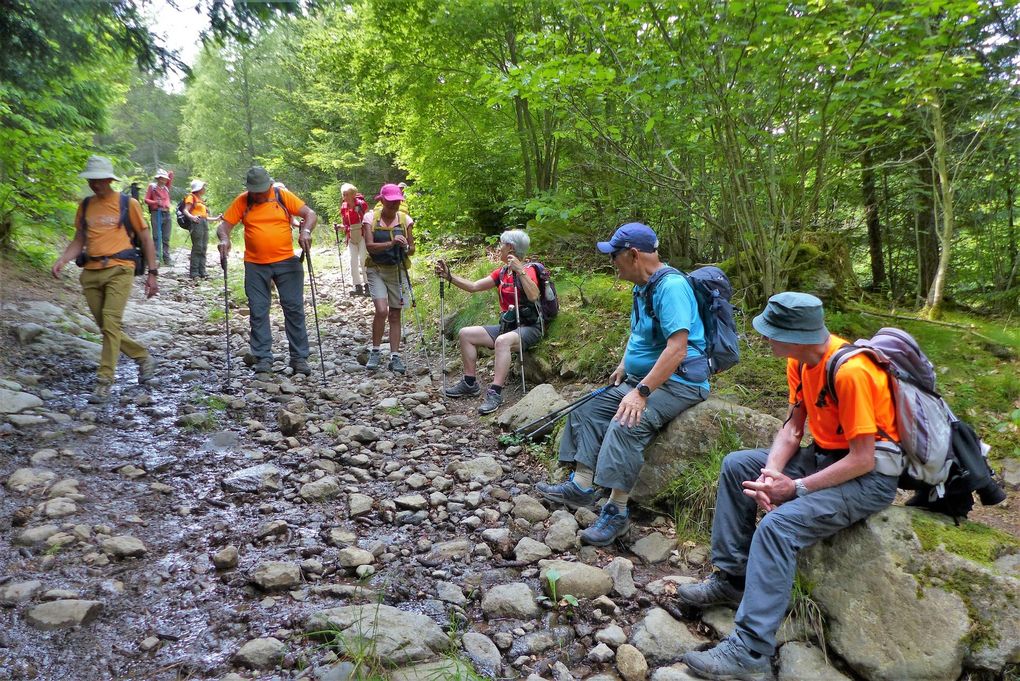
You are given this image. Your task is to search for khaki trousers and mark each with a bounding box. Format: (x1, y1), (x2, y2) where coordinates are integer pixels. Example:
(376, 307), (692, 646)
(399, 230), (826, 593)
(79, 266), (148, 381)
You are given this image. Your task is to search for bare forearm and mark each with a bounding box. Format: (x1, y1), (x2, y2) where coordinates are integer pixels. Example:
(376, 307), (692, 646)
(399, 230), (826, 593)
(764, 424), (802, 473)
(57, 235), (86, 263)
(216, 221), (233, 243)
(641, 344), (686, 391)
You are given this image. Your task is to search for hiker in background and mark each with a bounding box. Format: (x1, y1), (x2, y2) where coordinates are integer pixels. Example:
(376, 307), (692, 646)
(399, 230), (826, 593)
(50, 155), (159, 403)
(183, 179), (210, 279)
(339, 183), (369, 296)
(672, 292), (901, 681)
(215, 166), (318, 376)
(535, 223), (709, 546)
(362, 183), (414, 374)
(435, 229), (542, 414)
(144, 168), (174, 267)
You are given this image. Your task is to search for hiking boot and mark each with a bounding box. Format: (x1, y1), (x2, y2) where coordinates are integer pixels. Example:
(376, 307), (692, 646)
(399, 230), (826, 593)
(252, 358), (273, 374)
(675, 572), (744, 610)
(536, 474), (597, 510)
(388, 355), (406, 374)
(683, 635), (773, 681)
(162, 256), (173, 267)
(290, 358), (312, 376)
(477, 388), (502, 414)
(88, 381), (112, 404)
(365, 350), (382, 371)
(136, 355), (157, 384)
(353, 284), (364, 297)
(579, 502), (631, 546)
(445, 377), (481, 398)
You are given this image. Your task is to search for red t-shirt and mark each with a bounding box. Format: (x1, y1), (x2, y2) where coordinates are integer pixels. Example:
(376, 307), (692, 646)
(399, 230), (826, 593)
(341, 196), (367, 239)
(490, 265), (539, 313)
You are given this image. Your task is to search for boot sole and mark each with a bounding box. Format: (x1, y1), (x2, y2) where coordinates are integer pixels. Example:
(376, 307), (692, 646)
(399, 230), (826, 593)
(684, 662), (772, 681)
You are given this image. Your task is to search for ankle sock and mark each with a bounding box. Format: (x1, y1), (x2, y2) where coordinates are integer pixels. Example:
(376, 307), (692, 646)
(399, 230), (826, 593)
(391, 352), (400, 359)
(371, 346), (381, 353)
(609, 489), (630, 508)
(572, 465), (594, 490)
(490, 384), (502, 395)
(463, 375), (477, 386)
(725, 572), (746, 590)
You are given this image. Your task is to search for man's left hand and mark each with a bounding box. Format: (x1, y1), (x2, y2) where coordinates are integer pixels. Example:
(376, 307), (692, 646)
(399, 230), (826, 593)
(298, 230), (312, 252)
(613, 388), (646, 428)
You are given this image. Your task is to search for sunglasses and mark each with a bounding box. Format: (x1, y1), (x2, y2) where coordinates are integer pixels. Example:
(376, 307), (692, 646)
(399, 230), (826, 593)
(610, 247), (628, 261)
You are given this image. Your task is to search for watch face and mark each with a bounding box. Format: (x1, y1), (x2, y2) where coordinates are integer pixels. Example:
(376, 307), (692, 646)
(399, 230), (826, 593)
(638, 384), (650, 397)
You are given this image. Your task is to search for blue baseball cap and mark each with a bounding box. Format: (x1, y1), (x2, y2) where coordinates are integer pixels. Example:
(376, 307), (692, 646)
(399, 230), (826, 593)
(596, 222), (659, 254)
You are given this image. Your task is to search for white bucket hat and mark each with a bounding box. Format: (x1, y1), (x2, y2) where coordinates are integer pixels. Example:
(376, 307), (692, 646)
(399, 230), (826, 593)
(190, 179), (206, 192)
(155, 168), (170, 180)
(79, 156), (120, 181)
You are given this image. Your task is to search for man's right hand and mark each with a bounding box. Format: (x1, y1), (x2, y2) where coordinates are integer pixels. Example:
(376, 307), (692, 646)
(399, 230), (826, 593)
(609, 364), (626, 386)
(51, 258), (66, 279)
(218, 242), (230, 262)
(434, 260), (450, 280)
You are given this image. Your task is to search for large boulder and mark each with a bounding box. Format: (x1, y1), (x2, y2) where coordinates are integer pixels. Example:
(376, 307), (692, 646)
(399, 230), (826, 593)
(800, 506), (1020, 681)
(495, 383), (568, 434)
(305, 604), (451, 665)
(631, 397), (781, 503)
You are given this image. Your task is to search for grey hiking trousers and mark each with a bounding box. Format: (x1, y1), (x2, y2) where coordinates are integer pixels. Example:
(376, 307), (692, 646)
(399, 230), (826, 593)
(713, 447), (898, 656)
(244, 256), (309, 362)
(558, 376), (707, 492)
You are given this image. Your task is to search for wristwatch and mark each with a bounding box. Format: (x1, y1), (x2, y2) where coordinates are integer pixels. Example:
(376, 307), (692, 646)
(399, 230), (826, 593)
(147, 269), (159, 276)
(794, 478), (809, 498)
(636, 383), (651, 398)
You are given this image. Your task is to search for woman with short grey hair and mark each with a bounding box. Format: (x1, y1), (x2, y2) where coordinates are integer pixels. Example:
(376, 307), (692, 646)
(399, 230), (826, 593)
(434, 229), (543, 414)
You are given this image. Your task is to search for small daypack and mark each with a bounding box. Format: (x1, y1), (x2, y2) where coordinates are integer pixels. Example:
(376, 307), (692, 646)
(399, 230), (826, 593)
(509, 261), (559, 324)
(811, 328), (1005, 518)
(175, 195), (192, 229)
(638, 266), (740, 378)
(76, 194), (145, 276)
(343, 194), (368, 242)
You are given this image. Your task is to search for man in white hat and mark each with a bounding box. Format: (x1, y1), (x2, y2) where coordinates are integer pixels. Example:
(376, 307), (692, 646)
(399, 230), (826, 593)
(144, 168), (174, 266)
(182, 179), (211, 279)
(51, 155), (160, 403)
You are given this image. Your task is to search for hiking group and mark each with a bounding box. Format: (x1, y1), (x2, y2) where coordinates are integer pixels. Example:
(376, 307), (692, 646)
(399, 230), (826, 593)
(51, 155), (1004, 681)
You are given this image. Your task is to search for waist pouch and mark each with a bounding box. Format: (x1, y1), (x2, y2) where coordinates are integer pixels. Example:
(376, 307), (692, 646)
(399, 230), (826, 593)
(675, 354), (710, 383)
(76, 248), (144, 275)
(498, 305), (541, 335)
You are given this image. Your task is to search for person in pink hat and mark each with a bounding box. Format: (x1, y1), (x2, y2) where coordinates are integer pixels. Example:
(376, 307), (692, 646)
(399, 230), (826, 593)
(361, 183), (415, 373)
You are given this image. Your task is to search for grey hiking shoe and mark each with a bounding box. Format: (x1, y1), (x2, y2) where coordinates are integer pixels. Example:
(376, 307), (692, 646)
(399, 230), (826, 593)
(676, 572), (744, 610)
(136, 355), (157, 384)
(88, 381), (112, 404)
(445, 377), (481, 398)
(579, 502), (630, 546)
(388, 354), (406, 374)
(365, 350), (381, 371)
(290, 358), (312, 376)
(477, 388), (502, 414)
(252, 358), (273, 373)
(683, 635), (773, 681)
(535, 474), (597, 510)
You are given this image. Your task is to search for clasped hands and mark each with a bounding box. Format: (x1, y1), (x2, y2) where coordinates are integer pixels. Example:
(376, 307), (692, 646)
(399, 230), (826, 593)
(742, 468), (797, 512)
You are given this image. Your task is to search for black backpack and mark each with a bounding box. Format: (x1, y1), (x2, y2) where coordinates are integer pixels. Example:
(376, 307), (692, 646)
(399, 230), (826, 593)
(76, 194), (145, 276)
(175, 195), (192, 229)
(638, 266), (740, 379)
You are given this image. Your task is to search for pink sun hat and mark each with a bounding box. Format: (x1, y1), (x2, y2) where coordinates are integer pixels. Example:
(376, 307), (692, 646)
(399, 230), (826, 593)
(375, 183), (405, 202)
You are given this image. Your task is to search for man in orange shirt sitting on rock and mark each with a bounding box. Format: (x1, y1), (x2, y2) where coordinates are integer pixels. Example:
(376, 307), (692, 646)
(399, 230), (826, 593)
(215, 166), (318, 376)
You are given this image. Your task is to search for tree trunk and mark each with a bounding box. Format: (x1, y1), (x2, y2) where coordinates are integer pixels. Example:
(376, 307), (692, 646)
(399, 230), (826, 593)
(915, 156), (939, 301)
(923, 97), (955, 320)
(1007, 161), (1018, 289)
(862, 147), (885, 290)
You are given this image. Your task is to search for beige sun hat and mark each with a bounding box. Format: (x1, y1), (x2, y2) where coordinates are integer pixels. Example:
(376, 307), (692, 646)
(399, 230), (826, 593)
(190, 179), (207, 192)
(79, 156), (120, 181)
(155, 168), (170, 180)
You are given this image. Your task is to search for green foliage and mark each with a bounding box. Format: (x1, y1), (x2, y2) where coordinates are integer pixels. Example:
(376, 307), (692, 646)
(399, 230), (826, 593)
(912, 512), (1020, 566)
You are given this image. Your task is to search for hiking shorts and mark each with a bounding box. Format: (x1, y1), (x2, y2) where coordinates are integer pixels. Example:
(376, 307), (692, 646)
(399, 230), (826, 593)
(366, 265), (407, 308)
(484, 324), (543, 351)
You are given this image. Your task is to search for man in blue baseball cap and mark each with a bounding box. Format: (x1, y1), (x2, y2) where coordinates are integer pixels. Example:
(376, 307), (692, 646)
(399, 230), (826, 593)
(535, 222), (710, 546)
(673, 292), (903, 680)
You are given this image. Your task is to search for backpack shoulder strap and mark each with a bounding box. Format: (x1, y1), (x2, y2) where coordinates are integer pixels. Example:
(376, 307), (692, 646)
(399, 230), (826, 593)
(819, 344), (868, 408)
(78, 196), (92, 234)
(119, 194), (136, 239)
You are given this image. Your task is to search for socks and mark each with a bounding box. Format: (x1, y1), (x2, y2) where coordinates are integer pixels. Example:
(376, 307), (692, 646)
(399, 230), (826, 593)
(391, 352), (400, 359)
(371, 346), (381, 353)
(572, 465), (594, 490)
(608, 489), (630, 508)
(463, 375), (477, 386)
(490, 384), (503, 395)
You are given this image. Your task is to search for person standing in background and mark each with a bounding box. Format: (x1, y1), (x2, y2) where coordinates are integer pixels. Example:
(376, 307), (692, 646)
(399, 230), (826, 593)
(339, 183), (369, 296)
(183, 179), (209, 279)
(144, 168), (174, 267)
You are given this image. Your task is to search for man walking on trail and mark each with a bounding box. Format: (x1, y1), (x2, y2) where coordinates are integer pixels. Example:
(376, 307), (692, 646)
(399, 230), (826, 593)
(339, 182), (369, 297)
(182, 179), (211, 279)
(535, 223), (709, 546)
(435, 229), (543, 414)
(672, 292), (902, 681)
(362, 183), (415, 374)
(216, 166), (318, 376)
(51, 155), (160, 403)
(144, 168), (174, 266)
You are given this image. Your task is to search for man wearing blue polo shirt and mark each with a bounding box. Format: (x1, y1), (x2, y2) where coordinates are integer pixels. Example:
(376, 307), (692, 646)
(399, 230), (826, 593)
(536, 223), (710, 546)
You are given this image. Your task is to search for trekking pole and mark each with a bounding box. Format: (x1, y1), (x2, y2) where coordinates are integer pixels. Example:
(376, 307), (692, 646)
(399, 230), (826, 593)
(398, 251), (434, 380)
(302, 249), (328, 382)
(439, 269), (448, 395)
(221, 253), (231, 387)
(332, 224), (348, 297)
(512, 384), (614, 440)
(511, 271), (527, 395)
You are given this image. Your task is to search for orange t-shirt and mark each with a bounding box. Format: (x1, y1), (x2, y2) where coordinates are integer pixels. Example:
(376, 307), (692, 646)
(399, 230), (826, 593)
(222, 188), (306, 264)
(787, 334), (900, 450)
(74, 193), (147, 270)
(184, 192), (208, 218)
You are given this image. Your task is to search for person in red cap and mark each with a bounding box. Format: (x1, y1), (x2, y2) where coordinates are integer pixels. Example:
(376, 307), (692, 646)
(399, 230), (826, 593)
(362, 183), (415, 373)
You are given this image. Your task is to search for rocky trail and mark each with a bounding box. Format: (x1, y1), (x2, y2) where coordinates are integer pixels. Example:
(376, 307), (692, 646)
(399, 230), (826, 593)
(1, 246), (1018, 681)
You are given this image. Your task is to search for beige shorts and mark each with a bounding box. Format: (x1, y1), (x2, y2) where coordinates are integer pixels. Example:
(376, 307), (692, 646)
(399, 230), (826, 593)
(366, 266), (407, 308)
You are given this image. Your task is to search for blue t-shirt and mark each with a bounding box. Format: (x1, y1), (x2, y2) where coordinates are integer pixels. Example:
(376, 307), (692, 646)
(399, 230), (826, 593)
(623, 270), (710, 390)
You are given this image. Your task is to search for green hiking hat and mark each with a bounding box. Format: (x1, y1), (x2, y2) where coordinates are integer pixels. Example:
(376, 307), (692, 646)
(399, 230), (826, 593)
(752, 292), (829, 345)
(245, 166), (273, 193)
